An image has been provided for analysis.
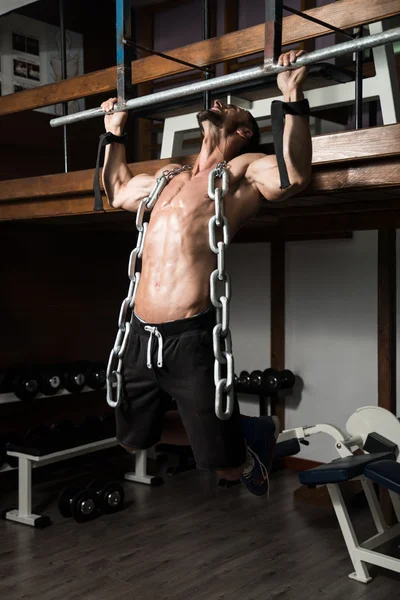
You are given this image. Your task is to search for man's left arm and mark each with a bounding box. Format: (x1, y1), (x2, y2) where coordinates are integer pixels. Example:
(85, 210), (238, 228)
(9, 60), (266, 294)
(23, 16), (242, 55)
(246, 50), (312, 202)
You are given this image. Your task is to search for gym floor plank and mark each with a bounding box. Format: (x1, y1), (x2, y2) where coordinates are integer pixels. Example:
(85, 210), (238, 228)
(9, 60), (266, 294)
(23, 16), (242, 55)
(0, 467), (399, 600)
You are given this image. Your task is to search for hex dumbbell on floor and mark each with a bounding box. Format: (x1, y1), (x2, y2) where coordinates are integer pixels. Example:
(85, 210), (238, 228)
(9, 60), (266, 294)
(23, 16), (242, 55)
(86, 479), (125, 514)
(58, 486), (98, 523)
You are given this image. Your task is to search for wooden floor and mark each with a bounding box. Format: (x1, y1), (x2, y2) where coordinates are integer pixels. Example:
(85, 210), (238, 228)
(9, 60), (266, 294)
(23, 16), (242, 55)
(0, 455), (400, 600)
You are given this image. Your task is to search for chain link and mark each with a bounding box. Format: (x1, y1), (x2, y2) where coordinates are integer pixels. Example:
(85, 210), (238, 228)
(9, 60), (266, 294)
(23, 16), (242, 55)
(107, 161), (235, 421)
(106, 165), (193, 408)
(208, 162), (235, 420)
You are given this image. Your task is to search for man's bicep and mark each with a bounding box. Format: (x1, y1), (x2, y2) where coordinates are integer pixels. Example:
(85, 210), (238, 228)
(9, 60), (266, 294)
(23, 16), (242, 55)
(245, 155), (288, 202)
(112, 173), (156, 211)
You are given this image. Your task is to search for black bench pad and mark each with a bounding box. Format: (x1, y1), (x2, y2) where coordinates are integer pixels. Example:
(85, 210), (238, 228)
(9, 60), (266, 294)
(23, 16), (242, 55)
(299, 452), (395, 486)
(364, 460), (400, 495)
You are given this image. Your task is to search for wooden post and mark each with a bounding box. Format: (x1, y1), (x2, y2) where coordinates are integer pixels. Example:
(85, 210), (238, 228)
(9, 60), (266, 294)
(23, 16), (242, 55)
(300, 0), (316, 53)
(377, 228), (397, 523)
(270, 237), (286, 430)
(223, 0), (239, 75)
(137, 7), (154, 161)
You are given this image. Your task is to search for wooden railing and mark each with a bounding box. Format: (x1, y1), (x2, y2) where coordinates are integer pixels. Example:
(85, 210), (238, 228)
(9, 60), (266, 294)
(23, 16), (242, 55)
(0, 0), (399, 117)
(1, 124), (399, 222)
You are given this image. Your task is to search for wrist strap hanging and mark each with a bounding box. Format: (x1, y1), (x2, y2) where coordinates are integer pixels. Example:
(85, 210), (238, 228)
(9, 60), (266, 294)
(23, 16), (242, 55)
(271, 98), (310, 190)
(93, 132), (127, 211)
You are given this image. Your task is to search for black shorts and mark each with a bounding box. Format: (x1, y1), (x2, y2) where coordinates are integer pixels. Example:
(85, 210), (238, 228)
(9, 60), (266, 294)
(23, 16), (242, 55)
(115, 307), (246, 471)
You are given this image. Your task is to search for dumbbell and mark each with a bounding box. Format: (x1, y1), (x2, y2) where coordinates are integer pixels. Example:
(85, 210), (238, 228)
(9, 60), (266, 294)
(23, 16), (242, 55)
(58, 486), (98, 523)
(250, 370), (264, 387)
(86, 362), (106, 390)
(63, 361), (88, 393)
(101, 413), (116, 439)
(78, 415), (104, 445)
(50, 421), (76, 452)
(279, 369), (296, 390)
(0, 433), (22, 468)
(23, 424), (53, 454)
(263, 368), (281, 393)
(38, 366), (64, 396)
(239, 371), (251, 387)
(12, 369), (40, 401)
(86, 479), (125, 514)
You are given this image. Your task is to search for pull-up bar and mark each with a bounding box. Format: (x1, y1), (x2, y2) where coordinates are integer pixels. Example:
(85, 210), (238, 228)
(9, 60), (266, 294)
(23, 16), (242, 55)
(50, 26), (400, 128)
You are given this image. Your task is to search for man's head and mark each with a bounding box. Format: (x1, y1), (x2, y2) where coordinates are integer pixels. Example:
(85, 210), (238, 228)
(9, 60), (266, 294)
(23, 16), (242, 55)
(197, 100), (260, 155)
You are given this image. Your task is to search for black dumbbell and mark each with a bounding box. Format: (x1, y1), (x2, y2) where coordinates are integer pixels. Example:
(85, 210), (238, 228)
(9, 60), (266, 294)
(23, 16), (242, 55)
(250, 370), (264, 387)
(263, 368), (280, 393)
(1, 433), (22, 468)
(86, 479), (125, 514)
(39, 366), (64, 396)
(24, 424), (53, 454)
(50, 421), (76, 452)
(239, 370), (251, 387)
(63, 362), (88, 394)
(78, 416), (104, 445)
(12, 369), (40, 401)
(279, 369), (296, 390)
(58, 486), (98, 523)
(86, 363), (106, 390)
(101, 413), (116, 439)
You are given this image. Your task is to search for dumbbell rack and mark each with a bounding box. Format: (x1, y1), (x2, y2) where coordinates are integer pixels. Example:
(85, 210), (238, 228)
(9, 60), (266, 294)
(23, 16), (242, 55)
(235, 383), (279, 416)
(0, 389), (162, 527)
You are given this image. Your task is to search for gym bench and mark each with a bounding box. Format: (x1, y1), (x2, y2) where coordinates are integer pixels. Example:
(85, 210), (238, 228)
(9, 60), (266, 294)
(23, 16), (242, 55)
(4, 439), (161, 528)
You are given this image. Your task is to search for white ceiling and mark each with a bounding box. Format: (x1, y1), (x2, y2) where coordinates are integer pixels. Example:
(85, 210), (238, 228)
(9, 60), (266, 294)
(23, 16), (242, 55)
(0, 0), (41, 17)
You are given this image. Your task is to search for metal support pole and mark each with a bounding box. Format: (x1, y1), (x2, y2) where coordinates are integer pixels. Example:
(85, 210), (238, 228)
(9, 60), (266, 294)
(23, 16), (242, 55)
(59, 0), (68, 172)
(50, 26), (400, 128)
(265, 0), (283, 67)
(355, 27), (363, 129)
(202, 0), (211, 109)
(116, 0), (132, 105)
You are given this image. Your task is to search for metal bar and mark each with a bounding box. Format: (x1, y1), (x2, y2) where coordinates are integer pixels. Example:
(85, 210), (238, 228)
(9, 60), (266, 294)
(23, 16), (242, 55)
(282, 4), (354, 40)
(50, 26), (400, 128)
(265, 0), (283, 67)
(355, 27), (363, 129)
(203, 0), (212, 109)
(59, 0), (68, 173)
(124, 39), (212, 74)
(116, 0), (132, 105)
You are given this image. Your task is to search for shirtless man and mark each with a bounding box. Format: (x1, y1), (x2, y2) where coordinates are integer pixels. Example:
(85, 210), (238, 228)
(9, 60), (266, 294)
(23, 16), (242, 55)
(101, 50), (312, 496)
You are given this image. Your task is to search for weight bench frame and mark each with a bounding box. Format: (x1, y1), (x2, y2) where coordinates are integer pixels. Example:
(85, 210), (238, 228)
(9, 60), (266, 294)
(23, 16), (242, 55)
(5, 440), (160, 527)
(279, 415), (400, 583)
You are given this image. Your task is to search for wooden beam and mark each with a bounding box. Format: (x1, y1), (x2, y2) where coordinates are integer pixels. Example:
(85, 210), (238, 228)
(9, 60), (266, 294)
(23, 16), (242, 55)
(300, 0), (317, 53)
(378, 229), (397, 414)
(1, 124), (399, 205)
(377, 228), (397, 524)
(0, 0), (399, 116)
(270, 237), (286, 429)
(223, 0), (239, 75)
(137, 7), (155, 162)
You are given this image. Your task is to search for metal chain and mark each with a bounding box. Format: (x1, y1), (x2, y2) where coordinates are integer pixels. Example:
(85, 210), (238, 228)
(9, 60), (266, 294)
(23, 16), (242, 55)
(107, 161), (235, 422)
(106, 164), (193, 408)
(208, 162), (235, 421)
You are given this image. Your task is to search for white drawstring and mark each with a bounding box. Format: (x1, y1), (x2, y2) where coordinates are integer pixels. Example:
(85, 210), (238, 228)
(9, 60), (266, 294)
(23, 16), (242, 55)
(144, 326), (164, 369)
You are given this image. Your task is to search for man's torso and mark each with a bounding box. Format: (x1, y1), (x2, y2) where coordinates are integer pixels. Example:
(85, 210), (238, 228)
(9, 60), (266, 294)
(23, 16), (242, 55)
(135, 154), (263, 322)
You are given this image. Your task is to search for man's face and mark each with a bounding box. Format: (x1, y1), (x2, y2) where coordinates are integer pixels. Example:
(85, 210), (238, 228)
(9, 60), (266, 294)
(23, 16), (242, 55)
(197, 99), (250, 137)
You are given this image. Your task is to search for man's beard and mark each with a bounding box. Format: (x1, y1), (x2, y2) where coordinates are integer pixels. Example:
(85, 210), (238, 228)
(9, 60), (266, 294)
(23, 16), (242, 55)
(197, 108), (223, 128)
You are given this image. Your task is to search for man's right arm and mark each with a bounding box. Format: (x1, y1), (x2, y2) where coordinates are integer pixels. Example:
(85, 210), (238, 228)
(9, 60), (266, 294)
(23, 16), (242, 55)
(101, 97), (156, 212)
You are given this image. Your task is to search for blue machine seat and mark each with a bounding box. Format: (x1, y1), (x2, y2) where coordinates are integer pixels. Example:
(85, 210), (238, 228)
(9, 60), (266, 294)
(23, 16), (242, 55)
(364, 460), (400, 495)
(299, 452), (395, 486)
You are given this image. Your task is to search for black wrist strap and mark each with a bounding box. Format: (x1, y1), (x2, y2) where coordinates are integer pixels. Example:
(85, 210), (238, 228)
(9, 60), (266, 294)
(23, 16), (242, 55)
(271, 98), (310, 190)
(93, 132), (127, 211)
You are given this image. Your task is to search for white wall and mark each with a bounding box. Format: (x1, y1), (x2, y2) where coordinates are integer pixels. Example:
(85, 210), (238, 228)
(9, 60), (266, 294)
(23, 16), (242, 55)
(228, 232), (379, 462)
(227, 243), (271, 417)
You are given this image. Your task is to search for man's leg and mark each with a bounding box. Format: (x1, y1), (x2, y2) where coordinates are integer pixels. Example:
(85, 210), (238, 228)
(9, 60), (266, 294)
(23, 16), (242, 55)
(150, 409), (279, 485)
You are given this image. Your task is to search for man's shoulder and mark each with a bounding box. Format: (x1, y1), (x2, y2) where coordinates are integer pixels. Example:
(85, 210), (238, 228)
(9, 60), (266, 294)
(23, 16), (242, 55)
(229, 152), (266, 168)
